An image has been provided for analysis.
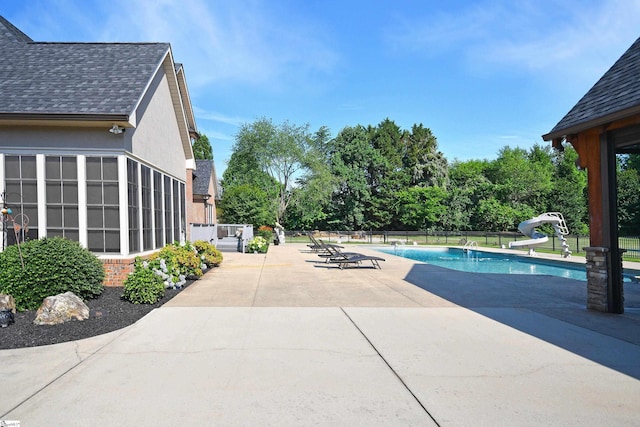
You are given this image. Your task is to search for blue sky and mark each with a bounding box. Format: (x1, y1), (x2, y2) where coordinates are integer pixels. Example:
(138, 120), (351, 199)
(3, 1), (640, 176)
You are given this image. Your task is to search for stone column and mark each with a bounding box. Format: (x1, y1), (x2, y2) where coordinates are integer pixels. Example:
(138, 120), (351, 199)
(584, 247), (609, 312)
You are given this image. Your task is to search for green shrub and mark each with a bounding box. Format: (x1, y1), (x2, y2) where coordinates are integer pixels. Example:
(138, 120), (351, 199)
(150, 242), (202, 284)
(0, 237), (105, 311)
(122, 259), (165, 304)
(193, 240), (223, 268)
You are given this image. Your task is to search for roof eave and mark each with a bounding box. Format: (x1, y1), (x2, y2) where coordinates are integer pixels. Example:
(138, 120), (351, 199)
(0, 113), (131, 127)
(542, 105), (640, 141)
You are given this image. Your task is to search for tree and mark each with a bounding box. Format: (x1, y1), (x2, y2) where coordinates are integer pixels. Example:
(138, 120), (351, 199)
(218, 184), (274, 226)
(442, 160), (487, 231)
(192, 134), (213, 160)
(487, 145), (553, 213)
(550, 145), (588, 234)
(395, 186), (446, 230)
(227, 118), (319, 225)
(327, 125), (375, 230)
(618, 154), (640, 236)
(284, 126), (336, 229)
(403, 124), (448, 188)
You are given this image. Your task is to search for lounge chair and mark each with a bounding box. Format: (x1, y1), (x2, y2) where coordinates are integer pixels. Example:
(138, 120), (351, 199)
(307, 233), (343, 253)
(325, 247), (385, 269)
(317, 242), (361, 262)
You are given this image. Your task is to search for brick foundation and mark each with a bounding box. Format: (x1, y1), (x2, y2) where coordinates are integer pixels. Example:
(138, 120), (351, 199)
(101, 254), (154, 287)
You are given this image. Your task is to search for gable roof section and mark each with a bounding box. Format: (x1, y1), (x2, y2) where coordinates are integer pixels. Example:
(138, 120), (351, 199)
(175, 62), (198, 136)
(0, 40), (170, 119)
(193, 160), (213, 196)
(0, 15), (32, 43)
(543, 37), (640, 141)
(0, 15), (194, 161)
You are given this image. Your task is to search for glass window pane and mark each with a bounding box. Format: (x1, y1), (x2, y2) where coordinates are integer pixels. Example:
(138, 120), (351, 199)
(65, 230), (79, 242)
(62, 157), (77, 179)
(21, 156), (36, 179)
(105, 231), (120, 252)
(88, 231), (103, 252)
(47, 207), (62, 227)
(87, 207), (104, 228)
(5, 183), (21, 203)
(103, 158), (118, 180)
(65, 207), (79, 227)
(22, 206), (37, 227)
(104, 183), (119, 204)
(5, 156), (20, 178)
(86, 183), (103, 204)
(22, 182), (37, 202)
(104, 207), (119, 228)
(48, 229), (64, 238)
(63, 182), (78, 204)
(46, 182), (61, 203)
(46, 157), (60, 179)
(86, 158), (101, 180)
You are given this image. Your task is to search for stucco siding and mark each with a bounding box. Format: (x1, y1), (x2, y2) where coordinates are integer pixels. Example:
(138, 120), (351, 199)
(131, 69), (186, 180)
(0, 126), (128, 152)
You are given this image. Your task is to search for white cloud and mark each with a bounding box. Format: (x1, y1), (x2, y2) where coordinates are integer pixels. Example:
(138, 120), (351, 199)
(385, 0), (640, 85)
(193, 107), (246, 127)
(92, 0), (341, 89)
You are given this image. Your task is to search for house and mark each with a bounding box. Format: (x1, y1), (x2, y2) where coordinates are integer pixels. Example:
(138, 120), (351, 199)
(543, 36), (640, 313)
(0, 16), (217, 285)
(190, 159), (219, 226)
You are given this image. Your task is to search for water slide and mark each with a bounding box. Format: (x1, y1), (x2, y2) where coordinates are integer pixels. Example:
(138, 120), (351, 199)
(508, 212), (571, 257)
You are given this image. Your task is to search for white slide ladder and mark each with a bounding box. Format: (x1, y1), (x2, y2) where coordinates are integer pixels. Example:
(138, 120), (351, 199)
(548, 213), (571, 258)
(463, 240), (478, 252)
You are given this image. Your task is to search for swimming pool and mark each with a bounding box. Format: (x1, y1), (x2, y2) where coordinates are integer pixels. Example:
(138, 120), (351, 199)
(376, 246), (588, 280)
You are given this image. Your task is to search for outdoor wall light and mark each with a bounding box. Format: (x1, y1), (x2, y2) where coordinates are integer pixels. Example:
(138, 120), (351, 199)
(109, 124), (124, 134)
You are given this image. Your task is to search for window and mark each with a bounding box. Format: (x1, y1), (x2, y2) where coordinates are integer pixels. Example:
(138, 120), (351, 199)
(86, 157), (120, 252)
(153, 171), (163, 248)
(45, 156), (79, 241)
(141, 165), (152, 251)
(164, 175), (173, 244)
(4, 155), (38, 245)
(127, 159), (140, 253)
(179, 182), (186, 241)
(173, 180), (180, 242)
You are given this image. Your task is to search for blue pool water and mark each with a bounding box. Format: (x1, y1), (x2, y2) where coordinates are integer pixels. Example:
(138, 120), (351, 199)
(376, 247), (588, 280)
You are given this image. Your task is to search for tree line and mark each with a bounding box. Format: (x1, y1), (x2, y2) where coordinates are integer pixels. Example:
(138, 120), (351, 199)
(211, 118), (640, 236)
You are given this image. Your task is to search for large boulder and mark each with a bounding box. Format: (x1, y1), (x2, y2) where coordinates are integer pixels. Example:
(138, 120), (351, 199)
(34, 292), (90, 326)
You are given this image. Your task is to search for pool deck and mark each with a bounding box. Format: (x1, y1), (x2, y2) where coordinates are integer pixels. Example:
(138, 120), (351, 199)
(2, 243), (640, 426)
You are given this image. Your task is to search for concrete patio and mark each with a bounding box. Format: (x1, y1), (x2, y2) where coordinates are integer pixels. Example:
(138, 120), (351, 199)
(2, 243), (639, 426)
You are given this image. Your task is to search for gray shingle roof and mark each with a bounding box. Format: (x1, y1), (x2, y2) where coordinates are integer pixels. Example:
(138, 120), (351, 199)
(0, 16), (170, 118)
(193, 160), (214, 196)
(0, 16), (32, 43)
(544, 37), (640, 140)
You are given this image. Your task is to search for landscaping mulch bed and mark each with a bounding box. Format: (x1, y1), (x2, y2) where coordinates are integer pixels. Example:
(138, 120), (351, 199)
(0, 282), (193, 350)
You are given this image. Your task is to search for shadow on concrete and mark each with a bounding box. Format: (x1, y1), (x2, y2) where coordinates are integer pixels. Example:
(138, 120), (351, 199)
(404, 263), (640, 379)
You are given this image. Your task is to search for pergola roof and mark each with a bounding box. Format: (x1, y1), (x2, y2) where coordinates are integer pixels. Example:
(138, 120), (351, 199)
(543, 36), (640, 142)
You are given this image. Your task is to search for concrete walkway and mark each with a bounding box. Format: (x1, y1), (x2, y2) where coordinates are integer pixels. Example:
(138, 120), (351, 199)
(2, 244), (640, 426)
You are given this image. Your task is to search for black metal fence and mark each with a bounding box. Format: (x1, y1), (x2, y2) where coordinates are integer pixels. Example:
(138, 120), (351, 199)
(288, 230), (640, 260)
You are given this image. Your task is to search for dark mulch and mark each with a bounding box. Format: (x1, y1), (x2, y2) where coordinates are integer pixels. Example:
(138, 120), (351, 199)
(0, 282), (193, 350)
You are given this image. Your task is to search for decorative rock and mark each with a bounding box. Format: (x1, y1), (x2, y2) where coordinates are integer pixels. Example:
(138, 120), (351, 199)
(0, 294), (16, 314)
(34, 292), (90, 326)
